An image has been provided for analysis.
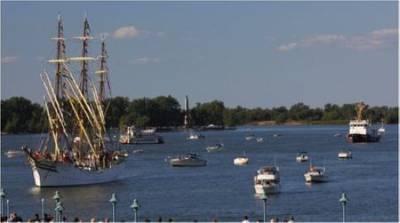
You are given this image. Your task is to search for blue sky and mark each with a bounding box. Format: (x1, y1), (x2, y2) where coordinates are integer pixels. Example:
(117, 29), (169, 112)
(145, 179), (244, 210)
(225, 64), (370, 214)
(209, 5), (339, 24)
(1, 1), (398, 108)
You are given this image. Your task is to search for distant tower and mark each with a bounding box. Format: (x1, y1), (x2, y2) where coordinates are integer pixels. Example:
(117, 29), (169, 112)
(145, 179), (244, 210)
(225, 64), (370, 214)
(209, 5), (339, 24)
(184, 95), (191, 128)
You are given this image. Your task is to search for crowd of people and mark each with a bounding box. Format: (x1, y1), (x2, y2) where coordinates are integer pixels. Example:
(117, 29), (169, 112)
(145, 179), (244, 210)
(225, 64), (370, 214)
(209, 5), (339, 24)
(0, 213), (295, 223)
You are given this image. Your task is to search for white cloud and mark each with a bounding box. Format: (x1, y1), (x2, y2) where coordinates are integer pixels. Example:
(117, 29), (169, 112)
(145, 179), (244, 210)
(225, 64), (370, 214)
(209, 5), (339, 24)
(302, 34), (346, 46)
(346, 28), (398, 50)
(131, 57), (160, 65)
(371, 28), (398, 38)
(113, 26), (139, 39)
(1, 56), (18, 64)
(277, 28), (398, 52)
(277, 42), (297, 51)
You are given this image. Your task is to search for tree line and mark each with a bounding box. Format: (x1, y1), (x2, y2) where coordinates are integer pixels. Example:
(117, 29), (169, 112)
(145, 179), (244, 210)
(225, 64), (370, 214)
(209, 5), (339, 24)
(1, 96), (398, 134)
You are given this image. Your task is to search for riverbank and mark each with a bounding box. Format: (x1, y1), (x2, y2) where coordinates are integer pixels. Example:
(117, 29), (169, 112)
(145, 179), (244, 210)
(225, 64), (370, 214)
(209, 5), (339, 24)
(248, 119), (349, 126)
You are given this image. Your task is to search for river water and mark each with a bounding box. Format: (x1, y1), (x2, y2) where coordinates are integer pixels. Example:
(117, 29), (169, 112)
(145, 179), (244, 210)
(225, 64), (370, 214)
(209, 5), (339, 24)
(1, 125), (398, 221)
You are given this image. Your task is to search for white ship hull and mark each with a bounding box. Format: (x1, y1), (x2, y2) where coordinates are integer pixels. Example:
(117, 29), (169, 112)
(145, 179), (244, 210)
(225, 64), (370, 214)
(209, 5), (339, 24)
(31, 162), (125, 187)
(254, 183), (280, 194)
(304, 173), (327, 183)
(233, 157), (249, 166)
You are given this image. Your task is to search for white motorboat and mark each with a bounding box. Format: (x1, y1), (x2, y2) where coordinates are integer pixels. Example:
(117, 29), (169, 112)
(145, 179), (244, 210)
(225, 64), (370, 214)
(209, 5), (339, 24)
(296, 152), (309, 162)
(256, 137), (264, 143)
(234, 156), (249, 166)
(206, 143), (224, 152)
(169, 154), (207, 167)
(254, 166), (280, 194)
(187, 132), (205, 140)
(338, 150), (352, 159)
(5, 150), (24, 158)
(304, 165), (327, 183)
(120, 126), (164, 144)
(334, 133), (342, 137)
(273, 133), (282, 138)
(245, 134), (255, 141)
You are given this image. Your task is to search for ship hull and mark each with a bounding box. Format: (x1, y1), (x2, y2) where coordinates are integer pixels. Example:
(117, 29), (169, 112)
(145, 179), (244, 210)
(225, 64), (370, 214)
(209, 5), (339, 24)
(347, 134), (380, 143)
(31, 162), (125, 187)
(304, 173), (327, 183)
(169, 159), (207, 167)
(254, 183), (280, 194)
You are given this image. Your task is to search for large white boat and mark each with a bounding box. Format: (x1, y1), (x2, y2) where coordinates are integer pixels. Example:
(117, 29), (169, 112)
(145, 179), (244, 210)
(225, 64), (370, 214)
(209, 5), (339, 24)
(23, 15), (126, 187)
(254, 166), (280, 194)
(304, 165), (327, 183)
(347, 102), (380, 143)
(169, 154), (207, 167)
(119, 126), (164, 144)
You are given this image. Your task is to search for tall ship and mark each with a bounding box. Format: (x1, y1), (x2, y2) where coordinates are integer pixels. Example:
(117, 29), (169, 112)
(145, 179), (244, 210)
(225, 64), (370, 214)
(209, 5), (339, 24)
(22, 15), (126, 187)
(347, 102), (380, 143)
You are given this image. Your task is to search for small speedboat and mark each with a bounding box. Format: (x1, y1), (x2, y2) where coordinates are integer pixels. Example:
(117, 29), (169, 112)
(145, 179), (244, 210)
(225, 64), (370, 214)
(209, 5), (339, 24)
(296, 152), (309, 162)
(245, 134), (255, 141)
(256, 137), (264, 143)
(132, 149), (144, 154)
(234, 156), (249, 166)
(206, 143), (224, 152)
(169, 154), (207, 167)
(334, 133), (342, 137)
(273, 134), (282, 138)
(5, 150), (24, 158)
(338, 150), (352, 159)
(304, 165), (327, 183)
(254, 166), (280, 194)
(187, 132), (205, 140)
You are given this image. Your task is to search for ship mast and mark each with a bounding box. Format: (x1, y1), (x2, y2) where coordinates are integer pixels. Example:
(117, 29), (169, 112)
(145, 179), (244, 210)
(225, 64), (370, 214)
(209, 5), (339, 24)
(46, 14), (68, 159)
(96, 38), (108, 104)
(52, 14), (66, 99)
(79, 16), (91, 98)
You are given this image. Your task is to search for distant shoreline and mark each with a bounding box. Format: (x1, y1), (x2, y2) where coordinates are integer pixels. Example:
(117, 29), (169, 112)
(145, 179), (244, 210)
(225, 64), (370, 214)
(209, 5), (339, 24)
(247, 120), (349, 126)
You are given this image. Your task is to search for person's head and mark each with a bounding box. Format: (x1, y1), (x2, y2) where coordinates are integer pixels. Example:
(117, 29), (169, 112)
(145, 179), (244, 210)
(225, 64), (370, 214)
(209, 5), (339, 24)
(244, 216), (248, 220)
(73, 217), (80, 222)
(90, 217), (96, 223)
(157, 217), (162, 222)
